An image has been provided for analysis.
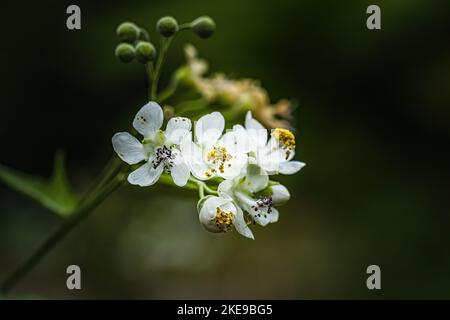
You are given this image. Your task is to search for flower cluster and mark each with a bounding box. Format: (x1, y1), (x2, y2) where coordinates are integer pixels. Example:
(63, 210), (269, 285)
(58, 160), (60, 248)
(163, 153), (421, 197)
(112, 101), (305, 239)
(177, 45), (294, 129)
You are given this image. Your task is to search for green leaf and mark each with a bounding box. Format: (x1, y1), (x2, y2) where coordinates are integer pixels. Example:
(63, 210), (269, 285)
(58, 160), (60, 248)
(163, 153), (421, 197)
(0, 151), (78, 217)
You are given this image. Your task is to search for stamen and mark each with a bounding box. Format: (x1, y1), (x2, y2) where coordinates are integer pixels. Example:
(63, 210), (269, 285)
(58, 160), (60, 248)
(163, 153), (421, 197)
(251, 196), (273, 215)
(151, 145), (175, 172)
(206, 146), (232, 175)
(213, 207), (233, 231)
(272, 128), (296, 159)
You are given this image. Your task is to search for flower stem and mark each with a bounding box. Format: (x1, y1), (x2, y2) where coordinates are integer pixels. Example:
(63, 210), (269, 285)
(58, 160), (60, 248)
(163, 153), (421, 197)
(151, 37), (173, 101)
(0, 171), (125, 296)
(145, 63), (154, 101)
(198, 183), (205, 198)
(188, 176), (218, 196)
(149, 25), (190, 102)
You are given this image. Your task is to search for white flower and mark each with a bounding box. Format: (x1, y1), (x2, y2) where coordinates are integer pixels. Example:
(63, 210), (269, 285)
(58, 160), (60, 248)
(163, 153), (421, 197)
(219, 164), (290, 227)
(245, 111), (305, 175)
(181, 111), (248, 180)
(112, 101), (191, 187)
(198, 195), (254, 239)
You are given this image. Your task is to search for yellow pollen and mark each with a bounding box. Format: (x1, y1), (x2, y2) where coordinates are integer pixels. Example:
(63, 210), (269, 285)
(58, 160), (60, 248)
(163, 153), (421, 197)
(206, 146), (232, 174)
(214, 207), (233, 231)
(207, 146), (231, 163)
(272, 128), (296, 159)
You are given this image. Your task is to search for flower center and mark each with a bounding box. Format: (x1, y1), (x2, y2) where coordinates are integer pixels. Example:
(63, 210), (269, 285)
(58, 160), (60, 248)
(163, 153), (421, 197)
(213, 207), (233, 231)
(272, 128), (296, 159)
(151, 146), (175, 171)
(205, 146), (232, 176)
(251, 196), (273, 219)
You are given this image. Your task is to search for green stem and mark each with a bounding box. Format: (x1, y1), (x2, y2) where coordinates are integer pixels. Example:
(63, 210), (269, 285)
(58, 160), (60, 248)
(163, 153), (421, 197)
(188, 176), (218, 195)
(150, 25), (190, 102)
(157, 82), (177, 103)
(203, 184), (218, 195)
(174, 99), (209, 117)
(0, 174), (125, 296)
(145, 62), (154, 101)
(151, 37), (173, 101)
(80, 156), (123, 204)
(158, 173), (198, 191)
(157, 174), (218, 196)
(178, 23), (191, 31)
(198, 184), (205, 198)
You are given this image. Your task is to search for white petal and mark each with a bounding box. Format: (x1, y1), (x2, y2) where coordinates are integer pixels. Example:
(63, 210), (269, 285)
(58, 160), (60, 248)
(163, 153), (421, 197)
(279, 161), (306, 175)
(220, 127), (250, 155)
(218, 179), (234, 198)
(127, 161), (163, 186)
(245, 111), (265, 131)
(195, 112), (224, 145)
(170, 152), (190, 187)
(183, 140), (212, 180)
(132, 101), (163, 138)
(203, 196), (229, 213)
(270, 184), (290, 205)
(234, 191), (256, 212)
(268, 207), (279, 223)
(233, 205), (255, 240)
(112, 132), (146, 165)
(199, 196), (233, 233)
(245, 111), (267, 149)
(252, 206), (278, 227)
(257, 149), (282, 174)
(234, 191), (276, 227)
(218, 154), (248, 179)
(245, 164), (268, 193)
(190, 163), (213, 180)
(165, 117), (192, 145)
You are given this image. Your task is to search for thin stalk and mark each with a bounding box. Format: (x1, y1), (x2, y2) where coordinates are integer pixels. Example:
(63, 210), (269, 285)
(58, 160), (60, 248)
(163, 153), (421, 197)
(198, 183), (205, 198)
(145, 62), (154, 101)
(151, 37), (173, 101)
(0, 175), (125, 296)
(150, 25), (190, 101)
(188, 176), (218, 196)
(80, 156), (123, 204)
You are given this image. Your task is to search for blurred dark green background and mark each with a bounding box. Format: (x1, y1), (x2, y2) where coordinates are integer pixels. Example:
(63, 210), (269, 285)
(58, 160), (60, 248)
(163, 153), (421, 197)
(1, 0), (450, 298)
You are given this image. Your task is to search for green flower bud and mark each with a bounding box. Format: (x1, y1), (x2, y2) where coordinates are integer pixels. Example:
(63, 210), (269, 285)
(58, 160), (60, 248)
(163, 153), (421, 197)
(135, 41), (156, 63)
(115, 43), (135, 63)
(191, 16), (215, 38)
(117, 22), (140, 43)
(156, 16), (178, 37)
(138, 28), (150, 41)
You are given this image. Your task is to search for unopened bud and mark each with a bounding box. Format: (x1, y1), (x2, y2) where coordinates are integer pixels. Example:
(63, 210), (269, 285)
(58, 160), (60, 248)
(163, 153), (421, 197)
(156, 16), (179, 37)
(116, 22), (140, 43)
(115, 43), (135, 63)
(191, 16), (215, 38)
(135, 41), (156, 63)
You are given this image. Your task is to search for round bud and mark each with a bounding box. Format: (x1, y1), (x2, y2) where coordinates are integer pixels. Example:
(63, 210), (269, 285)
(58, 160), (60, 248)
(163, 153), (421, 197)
(115, 43), (135, 63)
(156, 16), (179, 37)
(135, 41), (156, 63)
(116, 22), (140, 43)
(191, 16), (215, 38)
(138, 28), (150, 41)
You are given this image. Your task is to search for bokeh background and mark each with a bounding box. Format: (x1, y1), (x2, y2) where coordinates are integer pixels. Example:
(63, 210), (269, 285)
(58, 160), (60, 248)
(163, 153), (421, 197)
(1, 0), (450, 299)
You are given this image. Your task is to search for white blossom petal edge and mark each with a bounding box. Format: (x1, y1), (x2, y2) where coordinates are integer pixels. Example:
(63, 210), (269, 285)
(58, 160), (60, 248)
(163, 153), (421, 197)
(112, 101), (192, 187)
(245, 111), (305, 175)
(198, 196), (254, 240)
